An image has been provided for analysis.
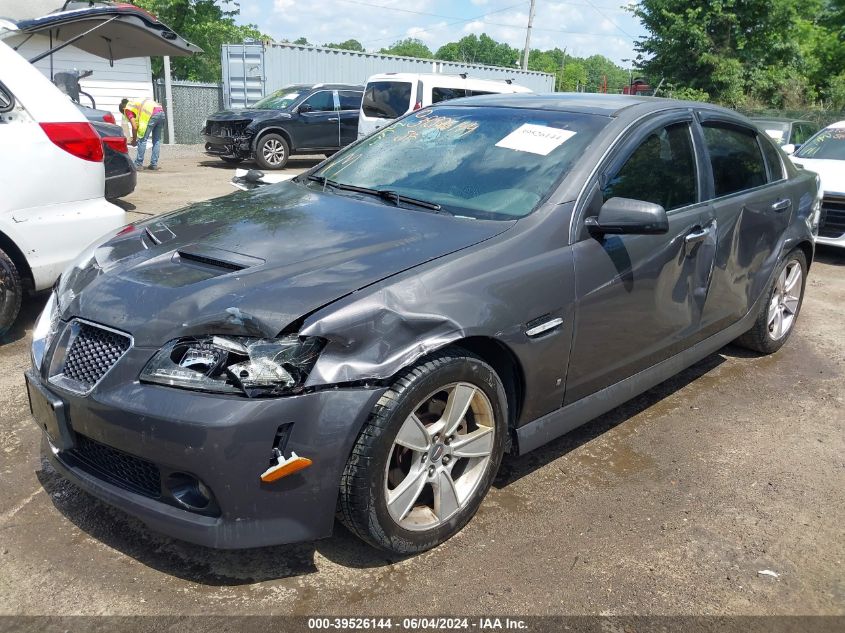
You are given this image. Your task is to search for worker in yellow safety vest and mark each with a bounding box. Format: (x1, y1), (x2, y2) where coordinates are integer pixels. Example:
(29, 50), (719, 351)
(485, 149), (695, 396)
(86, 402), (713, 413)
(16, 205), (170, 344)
(119, 97), (165, 171)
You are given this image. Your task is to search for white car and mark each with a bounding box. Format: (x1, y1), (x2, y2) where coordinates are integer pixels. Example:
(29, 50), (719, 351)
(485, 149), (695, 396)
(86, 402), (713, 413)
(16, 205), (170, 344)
(358, 73), (532, 138)
(0, 37), (126, 334)
(789, 120), (845, 248)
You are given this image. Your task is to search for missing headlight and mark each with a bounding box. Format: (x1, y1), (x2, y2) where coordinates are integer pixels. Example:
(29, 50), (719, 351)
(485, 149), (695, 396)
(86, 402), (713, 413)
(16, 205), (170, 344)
(141, 335), (325, 397)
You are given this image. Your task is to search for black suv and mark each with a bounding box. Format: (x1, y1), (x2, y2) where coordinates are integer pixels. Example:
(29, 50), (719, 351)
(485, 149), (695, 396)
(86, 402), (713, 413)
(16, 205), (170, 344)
(203, 84), (364, 169)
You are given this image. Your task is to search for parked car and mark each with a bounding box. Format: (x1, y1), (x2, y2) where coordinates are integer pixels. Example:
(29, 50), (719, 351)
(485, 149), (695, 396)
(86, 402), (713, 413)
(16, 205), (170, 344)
(789, 121), (845, 248)
(28, 94), (818, 555)
(0, 39), (127, 335)
(203, 84), (364, 170)
(751, 117), (819, 153)
(91, 120), (137, 200)
(358, 72), (532, 138)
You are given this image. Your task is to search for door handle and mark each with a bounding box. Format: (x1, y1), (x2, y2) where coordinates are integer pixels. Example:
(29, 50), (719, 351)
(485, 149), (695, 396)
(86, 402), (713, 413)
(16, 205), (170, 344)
(328, 117), (338, 122)
(685, 226), (711, 245)
(770, 198), (792, 212)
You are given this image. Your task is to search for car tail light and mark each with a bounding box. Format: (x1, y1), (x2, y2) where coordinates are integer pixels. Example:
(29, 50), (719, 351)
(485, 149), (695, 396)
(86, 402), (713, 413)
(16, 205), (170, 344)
(102, 112), (116, 124)
(103, 136), (129, 154)
(413, 101), (422, 111)
(39, 122), (104, 162)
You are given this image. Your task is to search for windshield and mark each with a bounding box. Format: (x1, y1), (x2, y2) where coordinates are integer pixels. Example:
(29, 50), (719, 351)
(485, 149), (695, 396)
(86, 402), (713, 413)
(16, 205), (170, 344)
(362, 81), (412, 119)
(755, 121), (789, 145)
(310, 105), (609, 220)
(795, 126), (845, 160)
(253, 90), (301, 110)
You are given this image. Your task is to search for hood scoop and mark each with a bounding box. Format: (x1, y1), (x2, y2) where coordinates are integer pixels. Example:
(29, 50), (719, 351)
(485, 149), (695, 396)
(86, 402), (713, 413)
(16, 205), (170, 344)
(175, 245), (265, 273)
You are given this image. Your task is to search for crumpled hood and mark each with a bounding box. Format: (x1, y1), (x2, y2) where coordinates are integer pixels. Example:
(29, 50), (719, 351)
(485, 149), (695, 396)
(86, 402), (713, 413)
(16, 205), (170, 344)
(65, 181), (512, 347)
(790, 157), (845, 195)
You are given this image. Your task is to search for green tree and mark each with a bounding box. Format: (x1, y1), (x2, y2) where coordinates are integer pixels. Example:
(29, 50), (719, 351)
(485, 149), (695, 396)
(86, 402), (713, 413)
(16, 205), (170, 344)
(322, 39), (365, 52)
(132, 0), (268, 82)
(631, 0), (842, 108)
(435, 34), (518, 67)
(292, 37), (311, 45)
(380, 38), (433, 59)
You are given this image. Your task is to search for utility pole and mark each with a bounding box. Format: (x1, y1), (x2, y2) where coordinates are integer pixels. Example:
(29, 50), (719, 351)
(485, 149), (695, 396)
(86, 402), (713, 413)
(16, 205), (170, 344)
(163, 55), (175, 145)
(521, 0), (536, 71)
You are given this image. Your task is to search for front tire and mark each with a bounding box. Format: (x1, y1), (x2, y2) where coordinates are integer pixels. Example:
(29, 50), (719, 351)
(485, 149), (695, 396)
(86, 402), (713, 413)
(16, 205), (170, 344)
(254, 133), (289, 170)
(338, 349), (507, 555)
(734, 249), (807, 354)
(0, 248), (23, 337)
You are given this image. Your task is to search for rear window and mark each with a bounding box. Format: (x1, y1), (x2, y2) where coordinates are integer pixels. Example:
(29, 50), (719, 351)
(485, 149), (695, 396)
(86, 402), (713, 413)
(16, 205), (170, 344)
(703, 125), (767, 197)
(363, 81), (412, 119)
(339, 90), (363, 111)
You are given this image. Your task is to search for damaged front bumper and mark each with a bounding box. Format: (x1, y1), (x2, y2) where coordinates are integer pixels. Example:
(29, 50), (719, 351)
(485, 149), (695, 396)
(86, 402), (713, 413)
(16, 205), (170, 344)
(26, 363), (386, 549)
(203, 132), (252, 159)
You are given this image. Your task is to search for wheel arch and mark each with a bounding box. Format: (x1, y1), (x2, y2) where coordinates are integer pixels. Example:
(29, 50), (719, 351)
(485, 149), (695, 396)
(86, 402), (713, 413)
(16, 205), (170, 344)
(793, 239), (814, 271)
(252, 126), (293, 153)
(0, 229), (33, 291)
(447, 336), (525, 446)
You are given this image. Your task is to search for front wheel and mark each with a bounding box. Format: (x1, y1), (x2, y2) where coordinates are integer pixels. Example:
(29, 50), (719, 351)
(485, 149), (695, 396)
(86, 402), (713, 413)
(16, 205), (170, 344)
(734, 249), (807, 354)
(254, 133), (289, 170)
(338, 350), (507, 555)
(0, 247), (23, 337)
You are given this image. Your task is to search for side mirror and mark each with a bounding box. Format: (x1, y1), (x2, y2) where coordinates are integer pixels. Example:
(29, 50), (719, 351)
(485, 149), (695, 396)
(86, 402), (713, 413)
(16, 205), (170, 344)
(782, 143), (796, 155)
(585, 197), (669, 236)
(298, 103), (313, 113)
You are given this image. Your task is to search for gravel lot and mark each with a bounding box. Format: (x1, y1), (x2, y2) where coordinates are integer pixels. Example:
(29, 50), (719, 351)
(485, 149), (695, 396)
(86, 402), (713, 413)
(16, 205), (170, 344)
(0, 146), (842, 617)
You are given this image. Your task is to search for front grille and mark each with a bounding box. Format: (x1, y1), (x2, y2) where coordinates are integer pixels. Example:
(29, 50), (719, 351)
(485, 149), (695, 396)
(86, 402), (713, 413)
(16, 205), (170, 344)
(205, 121), (249, 137)
(819, 194), (845, 238)
(66, 434), (161, 498)
(62, 322), (131, 391)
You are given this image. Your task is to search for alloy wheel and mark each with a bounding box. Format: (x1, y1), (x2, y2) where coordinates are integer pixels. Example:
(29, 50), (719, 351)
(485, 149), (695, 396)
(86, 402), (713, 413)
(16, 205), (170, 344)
(384, 382), (496, 531)
(262, 139), (286, 166)
(768, 260), (802, 340)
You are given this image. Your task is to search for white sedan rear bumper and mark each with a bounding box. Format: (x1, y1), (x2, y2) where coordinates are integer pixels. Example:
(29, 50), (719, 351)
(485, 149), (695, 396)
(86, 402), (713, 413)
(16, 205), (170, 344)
(5, 197), (127, 291)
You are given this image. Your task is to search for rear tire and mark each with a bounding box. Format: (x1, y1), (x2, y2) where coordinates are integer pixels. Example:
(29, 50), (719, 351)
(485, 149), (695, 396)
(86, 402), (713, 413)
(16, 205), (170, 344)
(734, 249), (807, 354)
(0, 248), (23, 337)
(254, 133), (289, 170)
(338, 349), (507, 555)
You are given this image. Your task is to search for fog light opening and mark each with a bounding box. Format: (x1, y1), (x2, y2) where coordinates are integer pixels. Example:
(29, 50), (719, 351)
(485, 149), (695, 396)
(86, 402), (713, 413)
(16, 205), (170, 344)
(166, 472), (212, 510)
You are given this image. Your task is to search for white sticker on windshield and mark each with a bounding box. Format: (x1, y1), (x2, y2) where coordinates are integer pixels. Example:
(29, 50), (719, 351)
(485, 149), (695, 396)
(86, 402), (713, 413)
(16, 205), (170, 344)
(765, 129), (784, 140)
(495, 124), (576, 155)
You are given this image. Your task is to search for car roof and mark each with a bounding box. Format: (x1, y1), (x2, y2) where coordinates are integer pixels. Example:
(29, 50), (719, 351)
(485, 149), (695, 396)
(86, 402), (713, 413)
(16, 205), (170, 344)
(824, 120), (845, 129)
(276, 84), (363, 92)
(440, 92), (740, 119)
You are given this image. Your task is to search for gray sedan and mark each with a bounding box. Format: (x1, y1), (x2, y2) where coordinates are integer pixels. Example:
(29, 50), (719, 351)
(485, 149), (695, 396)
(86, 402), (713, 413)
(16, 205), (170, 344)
(27, 94), (820, 555)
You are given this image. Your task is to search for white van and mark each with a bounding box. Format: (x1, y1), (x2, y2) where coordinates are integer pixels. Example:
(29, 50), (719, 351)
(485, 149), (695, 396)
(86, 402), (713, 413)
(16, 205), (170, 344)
(357, 73), (532, 138)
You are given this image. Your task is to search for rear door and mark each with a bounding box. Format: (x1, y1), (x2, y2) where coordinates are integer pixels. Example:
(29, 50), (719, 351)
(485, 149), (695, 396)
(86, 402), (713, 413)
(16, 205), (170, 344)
(338, 90), (363, 147)
(565, 112), (716, 404)
(697, 119), (792, 335)
(359, 80), (413, 137)
(292, 90), (338, 150)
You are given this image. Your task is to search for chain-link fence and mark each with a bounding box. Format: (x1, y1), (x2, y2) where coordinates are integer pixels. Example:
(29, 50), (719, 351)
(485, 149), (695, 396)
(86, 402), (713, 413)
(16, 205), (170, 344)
(153, 80), (224, 144)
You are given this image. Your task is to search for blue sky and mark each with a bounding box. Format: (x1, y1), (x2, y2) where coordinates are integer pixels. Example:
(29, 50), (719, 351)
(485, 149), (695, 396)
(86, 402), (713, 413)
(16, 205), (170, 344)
(236, 0), (646, 66)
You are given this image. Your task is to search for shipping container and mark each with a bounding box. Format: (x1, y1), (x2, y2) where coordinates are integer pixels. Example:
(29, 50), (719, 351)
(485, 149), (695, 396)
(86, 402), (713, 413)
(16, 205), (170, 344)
(222, 42), (555, 109)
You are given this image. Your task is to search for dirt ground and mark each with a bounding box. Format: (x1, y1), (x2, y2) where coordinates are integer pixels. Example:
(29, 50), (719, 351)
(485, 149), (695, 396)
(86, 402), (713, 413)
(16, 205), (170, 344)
(0, 146), (842, 617)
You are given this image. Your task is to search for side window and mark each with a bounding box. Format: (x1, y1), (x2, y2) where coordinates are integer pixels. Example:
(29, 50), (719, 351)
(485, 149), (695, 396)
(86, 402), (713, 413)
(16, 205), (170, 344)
(702, 124), (767, 196)
(791, 124), (806, 146)
(759, 136), (785, 182)
(302, 91), (335, 112)
(338, 90), (363, 110)
(431, 87), (467, 103)
(0, 81), (14, 113)
(602, 122), (697, 211)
